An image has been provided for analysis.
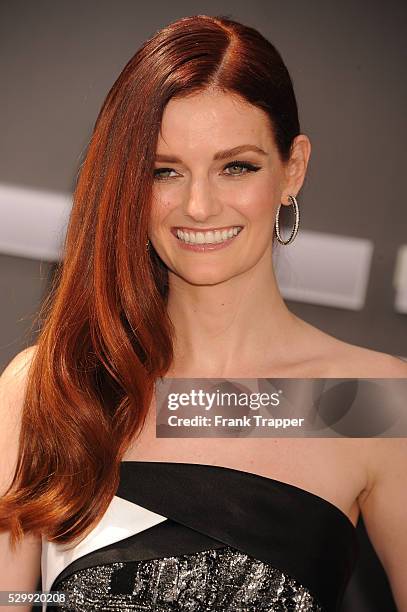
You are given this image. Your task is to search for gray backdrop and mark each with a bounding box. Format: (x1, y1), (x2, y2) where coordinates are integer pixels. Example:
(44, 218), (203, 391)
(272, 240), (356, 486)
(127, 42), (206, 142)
(1, 0), (406, 367)
(0, 2), (405, 610)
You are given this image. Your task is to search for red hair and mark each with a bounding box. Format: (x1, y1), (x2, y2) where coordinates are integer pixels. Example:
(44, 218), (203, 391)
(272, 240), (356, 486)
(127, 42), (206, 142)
(0, 14), (300, 551)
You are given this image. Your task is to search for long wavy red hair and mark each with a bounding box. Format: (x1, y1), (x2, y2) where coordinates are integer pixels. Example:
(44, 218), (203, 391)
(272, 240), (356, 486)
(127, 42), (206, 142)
(0, 14), (300, 551)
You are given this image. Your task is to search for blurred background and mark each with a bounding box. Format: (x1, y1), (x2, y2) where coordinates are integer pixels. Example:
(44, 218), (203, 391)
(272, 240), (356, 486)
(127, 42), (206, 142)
(0, 1), (406, 610)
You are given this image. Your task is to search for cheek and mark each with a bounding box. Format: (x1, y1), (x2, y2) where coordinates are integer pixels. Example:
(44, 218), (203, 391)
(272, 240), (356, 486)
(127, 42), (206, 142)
(149, 197), (174, 227)
(235, 183), (276, 222)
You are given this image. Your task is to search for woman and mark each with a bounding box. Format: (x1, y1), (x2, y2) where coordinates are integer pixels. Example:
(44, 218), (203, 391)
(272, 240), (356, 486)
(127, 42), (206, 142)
(1, 13), (406, 612)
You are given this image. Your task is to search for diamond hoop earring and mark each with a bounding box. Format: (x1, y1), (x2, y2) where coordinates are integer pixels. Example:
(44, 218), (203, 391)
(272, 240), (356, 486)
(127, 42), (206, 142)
(274, 195), (300, 245)
(146, 239), (150, 251)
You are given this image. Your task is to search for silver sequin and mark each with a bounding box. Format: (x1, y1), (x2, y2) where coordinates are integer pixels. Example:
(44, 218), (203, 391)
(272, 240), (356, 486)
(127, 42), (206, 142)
(53, 546), (323, 611)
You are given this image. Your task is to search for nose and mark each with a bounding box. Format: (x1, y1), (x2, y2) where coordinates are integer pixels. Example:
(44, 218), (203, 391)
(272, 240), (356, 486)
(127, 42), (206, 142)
(182, 179), (223, 222)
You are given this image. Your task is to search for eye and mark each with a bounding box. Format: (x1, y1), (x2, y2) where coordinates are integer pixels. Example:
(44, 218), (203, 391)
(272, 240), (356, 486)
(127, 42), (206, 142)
(223, 160), (261, 176)
(153, 160), (262, 181)
(153, 167), (178, 181)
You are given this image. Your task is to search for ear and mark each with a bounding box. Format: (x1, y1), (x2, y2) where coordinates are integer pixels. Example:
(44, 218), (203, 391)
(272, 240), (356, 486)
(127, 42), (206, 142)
(281, 135), (311, 205)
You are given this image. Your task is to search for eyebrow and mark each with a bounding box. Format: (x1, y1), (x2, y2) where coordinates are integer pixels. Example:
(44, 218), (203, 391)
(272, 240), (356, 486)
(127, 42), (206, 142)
(154, 144), (268, 163)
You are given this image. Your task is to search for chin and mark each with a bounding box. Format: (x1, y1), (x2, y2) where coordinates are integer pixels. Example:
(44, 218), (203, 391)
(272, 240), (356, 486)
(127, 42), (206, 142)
(174, 269), (234, 286)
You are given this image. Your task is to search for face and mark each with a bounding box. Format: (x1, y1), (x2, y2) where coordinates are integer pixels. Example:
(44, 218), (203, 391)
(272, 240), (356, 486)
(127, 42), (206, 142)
(149, 89), (309, 285)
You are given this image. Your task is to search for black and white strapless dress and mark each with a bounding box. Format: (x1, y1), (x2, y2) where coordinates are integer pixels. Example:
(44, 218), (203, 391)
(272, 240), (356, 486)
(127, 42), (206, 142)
(41, 461), (359, 611)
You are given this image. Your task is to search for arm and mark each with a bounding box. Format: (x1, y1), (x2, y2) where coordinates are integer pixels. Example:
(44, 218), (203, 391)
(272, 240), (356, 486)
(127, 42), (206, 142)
(359, 438), (407, 610)
(0, 347), (41, 612)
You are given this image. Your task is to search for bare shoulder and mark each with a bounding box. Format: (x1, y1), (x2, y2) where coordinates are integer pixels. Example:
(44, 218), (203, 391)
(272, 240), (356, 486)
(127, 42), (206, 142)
(0, 345), (38, 383)
(0, 345), (42, 599)
(308, 327), (407, 491)
(295, 319), (407, 378)
(0, 345), (38, 490)
(0, 345), (38, 427)
(327, 340), (407, 378)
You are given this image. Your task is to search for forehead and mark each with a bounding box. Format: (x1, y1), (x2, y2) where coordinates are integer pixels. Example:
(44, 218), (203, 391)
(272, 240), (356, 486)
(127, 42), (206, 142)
(157, 90), (274, 156)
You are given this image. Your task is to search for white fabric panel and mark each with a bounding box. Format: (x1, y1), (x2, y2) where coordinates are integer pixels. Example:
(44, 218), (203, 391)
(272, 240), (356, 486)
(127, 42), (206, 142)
(41, 494), (167, 608)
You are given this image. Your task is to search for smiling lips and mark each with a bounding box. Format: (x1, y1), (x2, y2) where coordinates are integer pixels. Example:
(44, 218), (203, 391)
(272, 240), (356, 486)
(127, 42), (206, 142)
(173, 226), (243, 245)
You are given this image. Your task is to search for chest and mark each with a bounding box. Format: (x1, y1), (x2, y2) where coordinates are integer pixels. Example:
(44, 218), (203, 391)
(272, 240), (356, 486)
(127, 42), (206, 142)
(123, 396), (367, 527)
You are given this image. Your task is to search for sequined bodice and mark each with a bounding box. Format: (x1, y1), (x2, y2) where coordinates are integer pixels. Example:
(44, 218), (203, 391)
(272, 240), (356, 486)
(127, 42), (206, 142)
(41, 462), (359, 611)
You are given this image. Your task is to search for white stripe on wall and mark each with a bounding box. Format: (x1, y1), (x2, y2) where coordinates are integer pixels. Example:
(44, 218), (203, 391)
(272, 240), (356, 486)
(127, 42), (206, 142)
(1, 182), (406, 314)
(0, 182), (70, 261)
(273, 230), (374, 311)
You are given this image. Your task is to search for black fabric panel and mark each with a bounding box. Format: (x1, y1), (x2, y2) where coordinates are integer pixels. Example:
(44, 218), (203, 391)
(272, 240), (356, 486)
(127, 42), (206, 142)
(47, 461), (359, 612)
(51, 519), (225, 590)
(116, 461), (359, 612)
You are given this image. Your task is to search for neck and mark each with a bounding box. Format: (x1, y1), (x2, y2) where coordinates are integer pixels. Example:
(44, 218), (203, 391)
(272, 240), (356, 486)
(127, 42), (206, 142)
(166, 255), (304, 378)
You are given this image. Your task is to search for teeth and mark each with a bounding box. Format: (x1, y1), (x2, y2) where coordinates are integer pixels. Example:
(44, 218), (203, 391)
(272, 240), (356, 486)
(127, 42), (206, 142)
(176, 227), (242, 245)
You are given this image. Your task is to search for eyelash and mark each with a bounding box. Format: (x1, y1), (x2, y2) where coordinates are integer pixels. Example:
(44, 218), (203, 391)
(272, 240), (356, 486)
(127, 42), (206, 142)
(153, 160), (262, 181)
